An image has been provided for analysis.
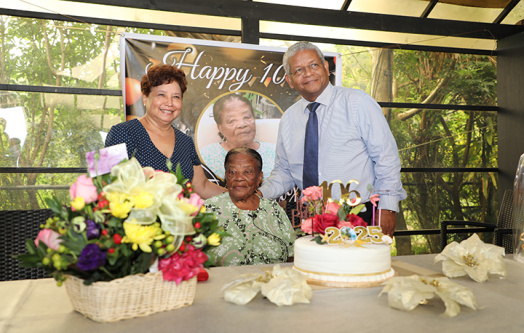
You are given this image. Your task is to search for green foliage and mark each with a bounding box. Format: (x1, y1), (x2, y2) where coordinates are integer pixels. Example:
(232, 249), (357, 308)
(45, 196), (62, 215)
(337, 201), (365, 219)
(337, 46), (498, 253)
(313, 235), (324, 245)
(16, 240), (48, 267)
(0, 16), (125, 209)
(336, 45), (372, 92)
(393, 51), (497, 253)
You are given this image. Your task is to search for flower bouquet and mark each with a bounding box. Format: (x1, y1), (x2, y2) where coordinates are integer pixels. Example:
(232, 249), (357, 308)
(16, 147), (225, 322)
(299, 185), (391, 245)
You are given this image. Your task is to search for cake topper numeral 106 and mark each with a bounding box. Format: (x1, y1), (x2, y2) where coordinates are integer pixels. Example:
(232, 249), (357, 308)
(320, 179), (361, 205)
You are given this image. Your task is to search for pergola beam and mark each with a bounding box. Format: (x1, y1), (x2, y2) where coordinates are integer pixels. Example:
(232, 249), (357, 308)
(60, 0), (524, 40)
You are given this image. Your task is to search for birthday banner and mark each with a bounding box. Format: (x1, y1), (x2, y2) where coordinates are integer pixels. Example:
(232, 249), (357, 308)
(120, 33), (341, 181)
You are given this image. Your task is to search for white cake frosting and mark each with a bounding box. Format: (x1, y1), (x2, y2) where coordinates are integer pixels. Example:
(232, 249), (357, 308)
(293, 236), (395, 287)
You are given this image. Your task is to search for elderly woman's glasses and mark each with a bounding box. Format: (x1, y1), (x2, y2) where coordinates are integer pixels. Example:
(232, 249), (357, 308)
(291, 62), (321, 77)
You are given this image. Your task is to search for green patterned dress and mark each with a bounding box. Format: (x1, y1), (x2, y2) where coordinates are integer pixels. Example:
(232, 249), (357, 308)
(205, 192), (295, 266)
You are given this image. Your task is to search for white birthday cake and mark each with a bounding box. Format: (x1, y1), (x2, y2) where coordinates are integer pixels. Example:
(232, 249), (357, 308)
(294, 183), (396, 287)
(293, 230), (395, 287)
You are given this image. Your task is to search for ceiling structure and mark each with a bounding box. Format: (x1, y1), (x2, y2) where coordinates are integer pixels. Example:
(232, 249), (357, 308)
(2, 0), (524, 54)
(2, 0), (522, 194)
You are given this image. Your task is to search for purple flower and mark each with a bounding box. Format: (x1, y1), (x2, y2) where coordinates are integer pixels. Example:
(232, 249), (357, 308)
(86, 220), (100, 240)
(77, 244), (106, 271)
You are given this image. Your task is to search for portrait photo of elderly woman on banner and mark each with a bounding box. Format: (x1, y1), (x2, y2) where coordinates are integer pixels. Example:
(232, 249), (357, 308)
(196, 91), (281, 185)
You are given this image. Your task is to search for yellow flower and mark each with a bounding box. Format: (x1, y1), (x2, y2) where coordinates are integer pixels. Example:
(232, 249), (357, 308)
(199, 206), (206, 214)
(110, 201), (133, 219)
(131, 191), (155, 209)
(208, 233), (221, 246)
(178, 201), (198, 216)
(106, 192), (133, 218)
(70, 197), (85, 211)
(122, 222), (163, 252)
(106, 191), (125, 203)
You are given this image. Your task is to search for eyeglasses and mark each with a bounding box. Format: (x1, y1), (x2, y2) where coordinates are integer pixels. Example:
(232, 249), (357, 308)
(290, 62), (322, 77)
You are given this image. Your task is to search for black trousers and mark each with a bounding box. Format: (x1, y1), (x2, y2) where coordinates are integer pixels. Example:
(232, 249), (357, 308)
(356, 201), (374, 224)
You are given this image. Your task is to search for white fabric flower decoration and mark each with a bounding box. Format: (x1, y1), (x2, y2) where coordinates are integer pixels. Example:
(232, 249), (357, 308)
(221, 273), (268, 305)
(435, 233), (506, 282)
(379, 275), (479, 317)
(222, 265), (312, 306)
(261, 265), (312, 306)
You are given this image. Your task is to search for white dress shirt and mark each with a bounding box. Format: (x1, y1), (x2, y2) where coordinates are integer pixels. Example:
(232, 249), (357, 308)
(260, 83), (406, 212)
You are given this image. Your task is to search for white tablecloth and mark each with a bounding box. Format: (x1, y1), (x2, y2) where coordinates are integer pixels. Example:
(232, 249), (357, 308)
(1, 254), (523, 333)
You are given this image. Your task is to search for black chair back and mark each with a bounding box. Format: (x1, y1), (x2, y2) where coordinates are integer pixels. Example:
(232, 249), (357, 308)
(440, 189), (515, 253)
(494, 189), (514, 253)
(0, 209), (54, 281)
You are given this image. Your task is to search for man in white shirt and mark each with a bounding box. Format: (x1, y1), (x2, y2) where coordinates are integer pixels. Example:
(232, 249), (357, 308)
(259, 41), (406, 236)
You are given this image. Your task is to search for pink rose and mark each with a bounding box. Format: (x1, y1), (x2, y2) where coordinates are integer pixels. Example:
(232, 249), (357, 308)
(34, 229), (62, 251)
(70, 175), (98, 204)
(370, 194), (380, 207)
(180, 193), (205, 216)
(346, 214), (367, 227)
(301, 218), (314, 234)
(337, 220), (354, 229)
(313, 213), (339, 235)
(187, 193), (204, 216)
(143, 167), (156, 179)
(301, 186), (323, 203)
(324, 201), (341, 215)
(143, 167), (165, 179)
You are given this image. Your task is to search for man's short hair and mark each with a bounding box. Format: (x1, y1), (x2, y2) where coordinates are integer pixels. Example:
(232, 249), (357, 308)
(282, 41), (325, 75)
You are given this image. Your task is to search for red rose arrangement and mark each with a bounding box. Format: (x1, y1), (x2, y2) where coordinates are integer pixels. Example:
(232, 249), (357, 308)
(300, 186), (379, 244)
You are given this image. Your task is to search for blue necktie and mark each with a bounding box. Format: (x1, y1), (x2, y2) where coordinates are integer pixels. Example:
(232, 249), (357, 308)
(303, 102), (320, 189)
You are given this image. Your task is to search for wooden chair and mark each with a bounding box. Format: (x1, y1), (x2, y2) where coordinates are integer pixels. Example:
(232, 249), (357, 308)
(440, 189), (514, 253)
(0, 209), (54, 281)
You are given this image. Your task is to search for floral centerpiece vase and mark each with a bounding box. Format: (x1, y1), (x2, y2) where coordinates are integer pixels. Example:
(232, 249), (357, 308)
(17, 145), (225, 322)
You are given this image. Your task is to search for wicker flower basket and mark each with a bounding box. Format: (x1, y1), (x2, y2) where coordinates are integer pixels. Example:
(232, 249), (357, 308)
(64, 271), (197, 323)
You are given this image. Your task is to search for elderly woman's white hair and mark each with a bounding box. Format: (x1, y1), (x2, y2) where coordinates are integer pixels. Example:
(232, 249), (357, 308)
(282, 41), (325, 75)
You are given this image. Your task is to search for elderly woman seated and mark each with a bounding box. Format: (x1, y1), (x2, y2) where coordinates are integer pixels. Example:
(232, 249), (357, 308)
(205, 147), (295, 266)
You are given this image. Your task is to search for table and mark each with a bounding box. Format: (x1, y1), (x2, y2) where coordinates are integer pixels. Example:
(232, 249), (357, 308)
(1, 254), (523, 333)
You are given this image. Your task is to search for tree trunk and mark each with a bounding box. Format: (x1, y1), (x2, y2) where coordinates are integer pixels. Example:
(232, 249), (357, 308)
(370, 48), (393, 120)
(370, 49), (412, 253)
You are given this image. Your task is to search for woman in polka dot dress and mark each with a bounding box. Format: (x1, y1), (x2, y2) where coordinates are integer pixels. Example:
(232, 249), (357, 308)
(105, 64), (226, 199)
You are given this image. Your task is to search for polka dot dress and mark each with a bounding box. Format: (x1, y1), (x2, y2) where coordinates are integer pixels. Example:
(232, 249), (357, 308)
(105, 118), (200, 180)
